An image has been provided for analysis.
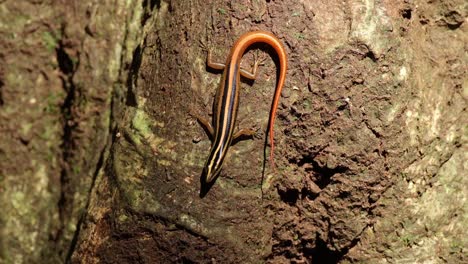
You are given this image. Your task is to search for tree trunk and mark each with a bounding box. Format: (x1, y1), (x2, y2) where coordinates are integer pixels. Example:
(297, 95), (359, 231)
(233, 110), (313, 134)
(0, 0), (466, 263)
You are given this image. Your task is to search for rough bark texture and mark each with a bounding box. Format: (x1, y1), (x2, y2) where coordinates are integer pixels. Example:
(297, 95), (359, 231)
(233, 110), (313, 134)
(0, 0), (466, 263)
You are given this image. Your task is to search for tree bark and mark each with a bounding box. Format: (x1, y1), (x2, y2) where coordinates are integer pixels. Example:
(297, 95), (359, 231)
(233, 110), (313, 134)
(0, 0), (466, 263)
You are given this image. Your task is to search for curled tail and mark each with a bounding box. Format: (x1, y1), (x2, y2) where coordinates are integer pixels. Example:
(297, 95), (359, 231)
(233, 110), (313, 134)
(229, 31), (287, 170)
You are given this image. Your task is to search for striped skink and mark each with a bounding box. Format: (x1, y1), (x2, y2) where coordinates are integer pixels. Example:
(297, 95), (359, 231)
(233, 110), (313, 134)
(196, 30), (287, 195)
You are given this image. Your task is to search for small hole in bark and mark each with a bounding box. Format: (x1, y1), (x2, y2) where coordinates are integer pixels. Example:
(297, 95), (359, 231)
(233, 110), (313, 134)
(295, 155), (349, 189)
(365, 51), (377, 62)
(180, 257), (196, 264)
(307, 238), (343, 263)
(278, 188), (299, 205)
(401, 9), (412, 19)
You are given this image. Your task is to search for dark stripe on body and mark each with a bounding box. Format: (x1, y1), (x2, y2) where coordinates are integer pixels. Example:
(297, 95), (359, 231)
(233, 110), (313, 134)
(208, 61), (239, 166)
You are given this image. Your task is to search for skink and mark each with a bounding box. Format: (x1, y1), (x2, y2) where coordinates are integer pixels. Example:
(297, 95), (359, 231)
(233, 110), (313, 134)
(196, 30), (287, 193)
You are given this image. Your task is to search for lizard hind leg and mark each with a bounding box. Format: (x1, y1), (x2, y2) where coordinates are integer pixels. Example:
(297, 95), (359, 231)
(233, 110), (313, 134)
(191, 111), (214, 141)
(231, 128), (256, 146)
(239, 49), (267, 80)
